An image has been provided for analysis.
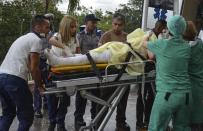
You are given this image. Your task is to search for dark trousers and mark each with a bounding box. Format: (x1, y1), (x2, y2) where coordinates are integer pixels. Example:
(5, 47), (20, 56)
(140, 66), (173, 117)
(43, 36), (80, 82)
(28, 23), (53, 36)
(34, 87), (42, 112)
(74, 89), (99, 121)
(47, 93), (70, 126)
(136, 82), (155, 126)
(0, 74), (34, 131)
(96, 85), (130, 127)
(33, 87), (47, 112)
(33, 57), (48, 112)
(191, 124), (203, 131)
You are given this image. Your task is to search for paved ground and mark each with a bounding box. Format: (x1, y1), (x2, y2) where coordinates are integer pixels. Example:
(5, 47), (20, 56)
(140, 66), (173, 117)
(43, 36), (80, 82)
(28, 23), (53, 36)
(8, 86), (139, 131)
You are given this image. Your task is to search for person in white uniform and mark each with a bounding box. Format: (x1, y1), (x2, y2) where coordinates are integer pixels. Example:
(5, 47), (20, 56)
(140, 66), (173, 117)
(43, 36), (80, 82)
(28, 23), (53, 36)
(0, 15), (50, 131)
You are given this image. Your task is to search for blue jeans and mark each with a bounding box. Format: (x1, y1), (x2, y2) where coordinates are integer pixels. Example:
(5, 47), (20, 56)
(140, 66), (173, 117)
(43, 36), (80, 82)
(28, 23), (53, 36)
(33, 58), (48, 112)
(33, 87), (42, 112)
(0, 74), (34, 131)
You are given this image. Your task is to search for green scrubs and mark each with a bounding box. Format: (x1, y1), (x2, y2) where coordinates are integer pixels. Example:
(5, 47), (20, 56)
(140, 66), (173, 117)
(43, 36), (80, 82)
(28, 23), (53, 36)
(147, 38), (192, 131)
(189, 39), (203, 124)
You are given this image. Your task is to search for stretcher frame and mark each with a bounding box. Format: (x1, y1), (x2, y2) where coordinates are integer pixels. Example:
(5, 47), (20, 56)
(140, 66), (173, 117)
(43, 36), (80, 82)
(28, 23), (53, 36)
(43, 60), (156, 131)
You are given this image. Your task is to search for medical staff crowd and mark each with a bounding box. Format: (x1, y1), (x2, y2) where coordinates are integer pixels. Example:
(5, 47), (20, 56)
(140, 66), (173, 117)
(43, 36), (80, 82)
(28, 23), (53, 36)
(0, 11), (202, 131)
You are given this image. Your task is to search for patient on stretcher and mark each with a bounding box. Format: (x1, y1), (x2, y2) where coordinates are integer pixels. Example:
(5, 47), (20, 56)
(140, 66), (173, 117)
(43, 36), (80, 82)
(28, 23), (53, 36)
(45, 28), (157, 75)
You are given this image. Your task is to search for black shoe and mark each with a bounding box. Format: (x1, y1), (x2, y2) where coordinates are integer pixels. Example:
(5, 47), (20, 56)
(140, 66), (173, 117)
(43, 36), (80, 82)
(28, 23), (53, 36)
(136, 123), (147, 131)
(57, 125), (67, 131)
(48, 124), (56, 131)
(75, 120), (86, 131)
(116, 122), (130, 131)
(34, 111), (43, 118)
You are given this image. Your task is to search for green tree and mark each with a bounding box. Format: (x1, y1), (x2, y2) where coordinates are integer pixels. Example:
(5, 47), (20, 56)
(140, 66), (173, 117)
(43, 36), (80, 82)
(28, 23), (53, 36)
(116, 0), (143, 33)
(67, 0), (80, 15)
(75, 0), (143, 33)
(0, 0), (63, 62)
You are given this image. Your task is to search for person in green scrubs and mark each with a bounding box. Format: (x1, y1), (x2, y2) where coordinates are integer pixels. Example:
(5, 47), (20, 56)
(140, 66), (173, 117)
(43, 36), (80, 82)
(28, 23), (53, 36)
(142, 15), (192, 131)
(183, 21), (203, 130)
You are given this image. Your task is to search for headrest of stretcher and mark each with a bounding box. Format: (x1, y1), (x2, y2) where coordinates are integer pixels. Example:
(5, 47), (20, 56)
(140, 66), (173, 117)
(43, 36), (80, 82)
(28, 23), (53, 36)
(51, 63), (108, 74)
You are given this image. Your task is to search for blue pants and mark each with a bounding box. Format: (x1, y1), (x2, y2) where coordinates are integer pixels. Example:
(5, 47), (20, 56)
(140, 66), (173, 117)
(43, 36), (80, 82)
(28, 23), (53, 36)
(47, 93), (70, 126)
(33, 57), (48, 112)
(0, 74), (34, 131)
(34, 87), (42, 112)
(33, 86), (47, 112)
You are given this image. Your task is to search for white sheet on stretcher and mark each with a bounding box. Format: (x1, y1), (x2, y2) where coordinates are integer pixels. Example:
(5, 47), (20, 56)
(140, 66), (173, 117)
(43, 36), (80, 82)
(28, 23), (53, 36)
(45, 28), (157, 76)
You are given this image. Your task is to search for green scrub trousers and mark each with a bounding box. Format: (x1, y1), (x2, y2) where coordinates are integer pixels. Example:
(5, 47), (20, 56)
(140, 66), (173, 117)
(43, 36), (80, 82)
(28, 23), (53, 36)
(148, 92), (192, 131)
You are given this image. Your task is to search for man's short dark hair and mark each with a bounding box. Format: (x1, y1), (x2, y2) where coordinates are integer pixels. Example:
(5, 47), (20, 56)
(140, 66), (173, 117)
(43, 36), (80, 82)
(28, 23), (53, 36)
(155, 19), (167, 28)
(112, 13), (125, 24)
(31, 15), (47, 29)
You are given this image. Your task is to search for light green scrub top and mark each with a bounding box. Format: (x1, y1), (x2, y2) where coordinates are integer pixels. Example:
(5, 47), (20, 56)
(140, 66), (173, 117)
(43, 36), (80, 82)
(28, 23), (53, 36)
(189, 39), (203, 123)
(147, 38), (191, 93)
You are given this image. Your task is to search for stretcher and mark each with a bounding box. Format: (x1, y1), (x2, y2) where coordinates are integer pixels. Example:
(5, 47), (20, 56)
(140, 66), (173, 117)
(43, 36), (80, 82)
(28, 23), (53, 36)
(43, 60), (155, 131)
(43, 45), (156, 130)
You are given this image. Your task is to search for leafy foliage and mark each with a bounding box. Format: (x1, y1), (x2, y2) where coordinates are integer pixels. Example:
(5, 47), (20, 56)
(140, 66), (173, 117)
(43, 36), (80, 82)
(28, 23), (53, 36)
(0, 0), (63, 63)
(117, 0), (143, 32)
(0, 0), (143, 63)
(67, 0), (80, 15)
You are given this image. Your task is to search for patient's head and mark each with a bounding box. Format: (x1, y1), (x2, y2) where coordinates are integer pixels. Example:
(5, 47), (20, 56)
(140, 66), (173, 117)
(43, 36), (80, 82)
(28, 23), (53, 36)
(59, 15), (77, 43)
(183, 21), (198, 41)
(153, 19), (167, 37)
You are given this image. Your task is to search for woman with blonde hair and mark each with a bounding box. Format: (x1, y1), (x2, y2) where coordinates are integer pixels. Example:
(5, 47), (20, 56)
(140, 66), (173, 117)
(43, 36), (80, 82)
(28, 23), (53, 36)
(47, 15), (80, 131)
(49, 15), (80, 57)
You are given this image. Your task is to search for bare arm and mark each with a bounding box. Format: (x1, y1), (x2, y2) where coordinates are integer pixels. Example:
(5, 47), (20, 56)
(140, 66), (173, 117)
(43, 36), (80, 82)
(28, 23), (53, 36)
(147, 50), (155, 60)
(49, 36), (65, 49)
(142, 34), (155, 59)
(29, 53), (45, 93)
(76, 47), (81, 53)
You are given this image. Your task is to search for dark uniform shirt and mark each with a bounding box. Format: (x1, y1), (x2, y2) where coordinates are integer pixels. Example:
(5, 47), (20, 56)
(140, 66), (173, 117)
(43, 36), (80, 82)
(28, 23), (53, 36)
(77, 28), (99, 54)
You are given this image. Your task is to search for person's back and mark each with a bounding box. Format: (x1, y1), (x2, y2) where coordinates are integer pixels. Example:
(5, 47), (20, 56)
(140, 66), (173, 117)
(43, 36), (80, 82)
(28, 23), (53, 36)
(184, 21), (203, 128)
(0, 33), (41, 80)
(153, 38), (191, 92)
(189, 39), (203, 86)
(144, 15), (192, 131)
(189, 39), (203, 127)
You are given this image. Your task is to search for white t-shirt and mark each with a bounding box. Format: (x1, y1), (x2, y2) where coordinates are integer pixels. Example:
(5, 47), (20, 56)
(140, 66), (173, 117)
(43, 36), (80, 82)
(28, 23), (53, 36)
(51, 33), (79, 57)
(0, 33), (42, 80)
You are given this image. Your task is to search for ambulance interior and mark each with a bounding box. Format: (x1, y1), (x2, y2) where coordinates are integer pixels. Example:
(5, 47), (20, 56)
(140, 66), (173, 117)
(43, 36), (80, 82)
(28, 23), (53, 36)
(142, 0), (202, 33)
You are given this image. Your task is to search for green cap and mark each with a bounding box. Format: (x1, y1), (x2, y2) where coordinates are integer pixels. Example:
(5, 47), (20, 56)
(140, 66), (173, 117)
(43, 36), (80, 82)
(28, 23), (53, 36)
(167, 15), (186, 37)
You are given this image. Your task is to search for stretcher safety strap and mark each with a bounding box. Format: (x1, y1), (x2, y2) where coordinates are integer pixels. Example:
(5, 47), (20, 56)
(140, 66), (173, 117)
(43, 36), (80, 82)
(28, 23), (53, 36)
(114, 52), (133, 82)
(86, 53), (103, 81)
(124, 42), (146, 61)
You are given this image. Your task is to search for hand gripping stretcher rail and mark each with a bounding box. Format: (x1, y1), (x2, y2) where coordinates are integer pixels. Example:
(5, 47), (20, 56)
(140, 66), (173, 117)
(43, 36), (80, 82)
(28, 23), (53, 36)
(43, 48), (156, 131)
